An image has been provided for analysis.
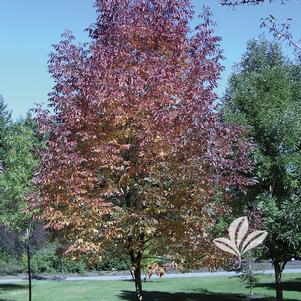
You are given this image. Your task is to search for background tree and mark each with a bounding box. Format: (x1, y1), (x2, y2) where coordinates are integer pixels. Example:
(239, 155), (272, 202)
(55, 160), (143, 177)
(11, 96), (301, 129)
(0, 95), (11, 163)
(0, 116), (40, 301)
(222, 39), (301, 301)
(34, 1), (253, 300)
(0, 119), (38, 228)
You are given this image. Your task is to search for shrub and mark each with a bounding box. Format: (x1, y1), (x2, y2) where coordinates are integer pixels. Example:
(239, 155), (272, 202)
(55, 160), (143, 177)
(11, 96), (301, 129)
(21, 248), (55, 274)
(96, 256), (129, 271)
(0, 252), (22, 275)
(21, 244), (88, 275)
(58, 256), (87, 274)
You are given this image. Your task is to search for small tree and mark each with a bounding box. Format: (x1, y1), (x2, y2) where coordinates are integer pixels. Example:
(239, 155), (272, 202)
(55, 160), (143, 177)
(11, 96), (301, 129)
(34, 1), (253, 300)
(239, 253), (259, 297)
(21, 221), (34, 301)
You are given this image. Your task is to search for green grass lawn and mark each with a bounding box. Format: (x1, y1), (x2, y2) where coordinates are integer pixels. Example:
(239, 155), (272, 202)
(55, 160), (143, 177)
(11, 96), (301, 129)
(0, 274), (300, 301)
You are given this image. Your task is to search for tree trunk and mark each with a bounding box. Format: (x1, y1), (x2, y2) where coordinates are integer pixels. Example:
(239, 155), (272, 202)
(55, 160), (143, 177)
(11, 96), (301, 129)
(274, 260), (285, 301)
(129, 248), (143, 301)
(128, 233), (145, 301)
(249, 258), (254, 296)
(134, 264), (143, 301)
(27, 243), (32, 301)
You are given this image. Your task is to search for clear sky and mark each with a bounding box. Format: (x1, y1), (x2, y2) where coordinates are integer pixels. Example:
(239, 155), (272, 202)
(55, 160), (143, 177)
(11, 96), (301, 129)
(1, 0), (300, 119)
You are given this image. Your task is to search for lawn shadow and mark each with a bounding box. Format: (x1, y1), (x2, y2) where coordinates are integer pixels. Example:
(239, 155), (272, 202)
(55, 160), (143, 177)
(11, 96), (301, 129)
(0, 284), (28, 301)
(0, 284), (28, 291)
(118, 289), (277, 301)
(256, 279), (301, 292)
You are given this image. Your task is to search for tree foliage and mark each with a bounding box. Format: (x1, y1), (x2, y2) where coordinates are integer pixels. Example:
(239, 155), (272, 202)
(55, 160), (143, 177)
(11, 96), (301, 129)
(0, 119), (38, 230)
(0, 95), (12, 163)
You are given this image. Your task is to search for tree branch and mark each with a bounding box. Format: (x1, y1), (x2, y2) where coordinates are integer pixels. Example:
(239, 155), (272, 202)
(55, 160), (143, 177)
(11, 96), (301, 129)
(261, 16), (301, 52)
(220, 0), (288, 5)
(220, 0), (270, 6)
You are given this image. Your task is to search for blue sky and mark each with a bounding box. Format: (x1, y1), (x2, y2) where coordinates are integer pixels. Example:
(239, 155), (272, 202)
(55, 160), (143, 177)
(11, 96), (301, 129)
(1, 0), (300, 119)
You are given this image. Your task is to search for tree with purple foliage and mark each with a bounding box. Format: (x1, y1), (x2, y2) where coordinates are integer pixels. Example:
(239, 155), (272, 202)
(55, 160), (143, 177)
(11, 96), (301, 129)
(34, 1), (254, 300)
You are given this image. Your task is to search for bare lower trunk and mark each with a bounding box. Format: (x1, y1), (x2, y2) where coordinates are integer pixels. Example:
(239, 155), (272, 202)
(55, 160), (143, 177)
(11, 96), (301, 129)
(27, 243), (32, 301)
(134, 265), (143, 301)
(250, 286), (254, 296)
(128, 232), (145, 301)
(274, 260), (286, 301)
(129, 249), (143, 301)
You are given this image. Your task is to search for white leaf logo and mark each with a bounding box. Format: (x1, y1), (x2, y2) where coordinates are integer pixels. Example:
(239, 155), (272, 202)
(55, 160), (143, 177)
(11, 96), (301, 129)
(241, 230), (268, 254)
(213, 216), (267, 267)
(213, 237), (239, 256)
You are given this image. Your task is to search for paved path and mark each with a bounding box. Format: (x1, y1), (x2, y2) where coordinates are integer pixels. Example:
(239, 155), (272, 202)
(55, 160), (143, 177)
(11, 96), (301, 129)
(0, 269), (301, 283)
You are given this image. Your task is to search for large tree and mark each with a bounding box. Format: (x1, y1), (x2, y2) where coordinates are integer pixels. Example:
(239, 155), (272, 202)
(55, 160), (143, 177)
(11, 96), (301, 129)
(34, 1), (253, 299)
(223, 39), (301, 301)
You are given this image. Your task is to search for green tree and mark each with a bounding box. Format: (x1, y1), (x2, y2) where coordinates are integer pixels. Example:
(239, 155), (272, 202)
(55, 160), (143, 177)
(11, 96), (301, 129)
(0, 121), (37, 228)
(0, 95), (11, 162)
(0, 96), (11, 129)
(223, 39), (301, 301)
(0, 118), (38, 301)
(239, 253), (259, 297)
